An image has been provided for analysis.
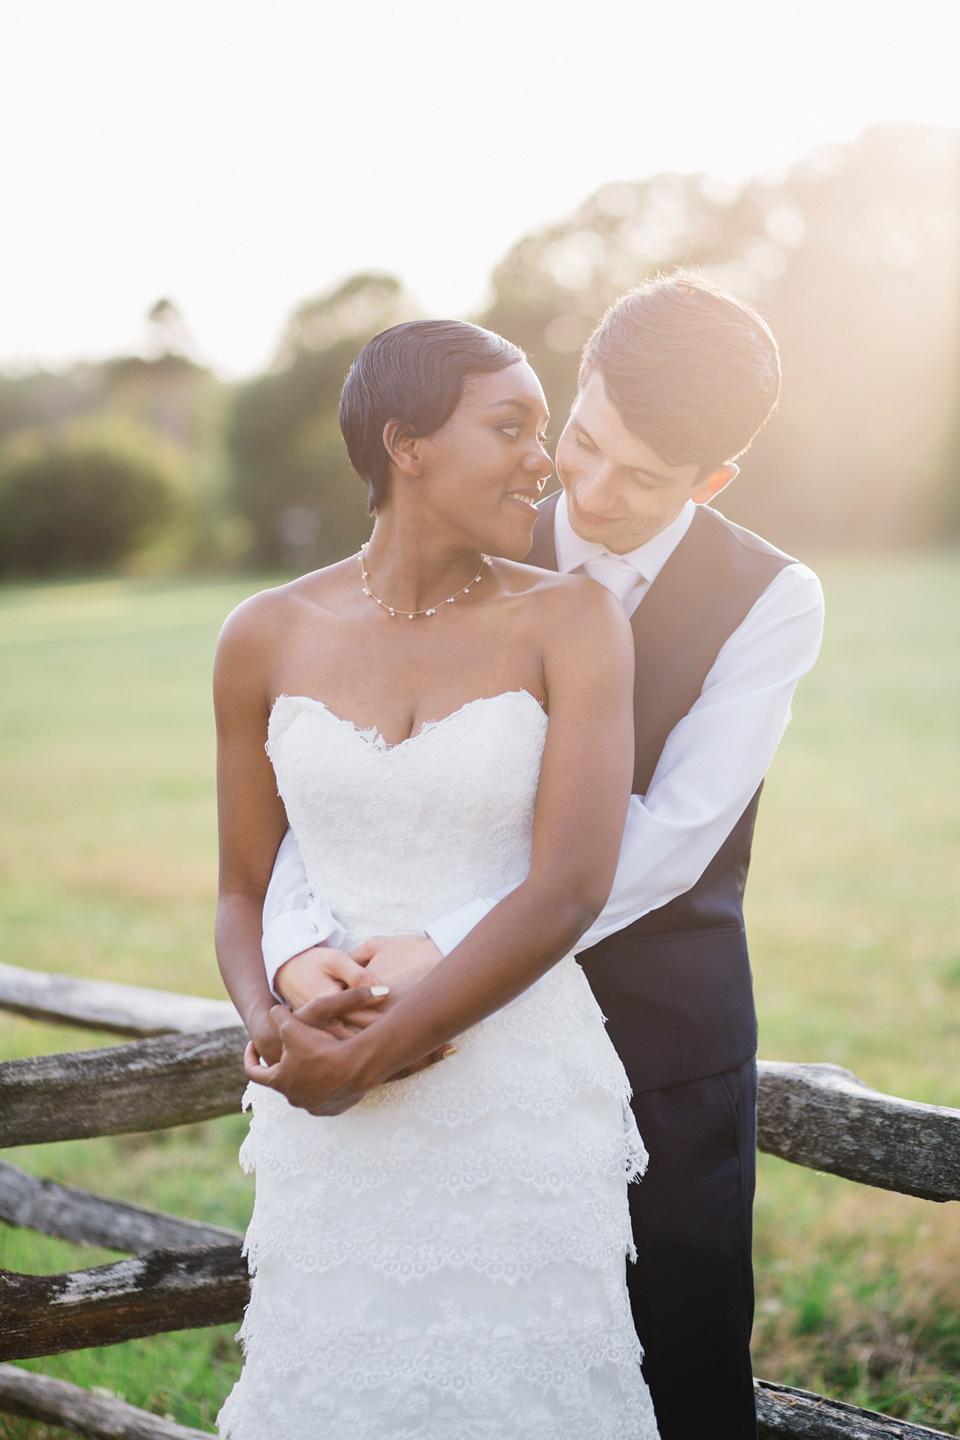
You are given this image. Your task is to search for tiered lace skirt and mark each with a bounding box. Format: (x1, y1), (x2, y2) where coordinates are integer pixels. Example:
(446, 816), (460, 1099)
(218, 956), (659, 1439)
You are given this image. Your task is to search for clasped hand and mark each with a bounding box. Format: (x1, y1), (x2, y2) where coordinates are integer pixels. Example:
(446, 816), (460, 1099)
(244, 933), (447, 1115)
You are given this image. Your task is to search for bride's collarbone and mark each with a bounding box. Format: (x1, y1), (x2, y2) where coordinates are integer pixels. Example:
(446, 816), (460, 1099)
(275, 611), (546, 745)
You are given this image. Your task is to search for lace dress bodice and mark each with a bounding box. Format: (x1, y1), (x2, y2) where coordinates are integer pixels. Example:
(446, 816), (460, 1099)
(266, 689), (546, 944)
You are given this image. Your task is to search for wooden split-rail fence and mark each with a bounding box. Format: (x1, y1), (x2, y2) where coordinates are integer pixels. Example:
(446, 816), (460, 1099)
(0, 958), (958, 1440)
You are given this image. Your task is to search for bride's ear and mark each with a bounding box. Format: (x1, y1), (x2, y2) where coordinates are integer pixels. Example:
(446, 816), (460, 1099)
(382, 420), (422, 478)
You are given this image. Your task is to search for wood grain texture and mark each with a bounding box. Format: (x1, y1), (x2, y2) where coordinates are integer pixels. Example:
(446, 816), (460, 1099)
(0, 1245), (248, 1361)
(0, 1159), (242, 1253)
(756, 1378), (958, 1438)
(0, 1362), (214, 1438)
(0, 1027), (248, 1147)
(757, 1061), (960, 1203)
(0, 962), (238, 1038)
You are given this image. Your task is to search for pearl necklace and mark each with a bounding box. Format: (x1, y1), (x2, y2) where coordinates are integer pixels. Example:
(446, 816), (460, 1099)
(358, 544), (491, 619)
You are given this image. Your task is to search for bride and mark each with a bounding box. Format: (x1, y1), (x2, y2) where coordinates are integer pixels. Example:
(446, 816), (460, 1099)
(213, 319), (660, 1438)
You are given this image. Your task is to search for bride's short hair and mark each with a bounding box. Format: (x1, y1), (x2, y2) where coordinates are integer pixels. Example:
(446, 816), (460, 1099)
(340, 320), (524, 512)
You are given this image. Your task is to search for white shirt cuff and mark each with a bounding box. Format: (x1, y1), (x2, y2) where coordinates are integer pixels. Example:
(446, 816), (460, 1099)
(261, 907), (348, 1000)
(425, 898), (496, 957)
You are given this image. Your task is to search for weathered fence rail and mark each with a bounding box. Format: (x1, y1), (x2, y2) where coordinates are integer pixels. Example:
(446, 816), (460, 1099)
(1, 1365), (954, 1440)
(1, 963), (957, 1440)
(0, 1244), (249, 1359)
(0, 1025), (248, 1147)
(0, 960), (238, 1037)
(757, 1060), (960, 1203)
(3, 1025), (957, 1201)
(0, 1363), (213, 1440)
(753, 1381), (960, 1439)
(0, 1158), (242, 1253)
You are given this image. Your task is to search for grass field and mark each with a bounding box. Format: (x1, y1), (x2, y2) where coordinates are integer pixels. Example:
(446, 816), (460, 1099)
(1, 558), (958, 1435)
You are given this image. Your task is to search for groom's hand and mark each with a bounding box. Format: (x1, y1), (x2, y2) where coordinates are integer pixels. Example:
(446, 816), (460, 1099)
(350, 934), (442, 995)
(275, 946), (383, 1024)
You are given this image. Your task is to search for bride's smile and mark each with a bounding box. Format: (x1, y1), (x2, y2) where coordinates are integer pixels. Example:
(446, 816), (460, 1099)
(380, 359), (554, 571)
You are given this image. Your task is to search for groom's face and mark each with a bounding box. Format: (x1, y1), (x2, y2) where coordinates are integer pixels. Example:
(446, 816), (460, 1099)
(555, 372), (733, 554)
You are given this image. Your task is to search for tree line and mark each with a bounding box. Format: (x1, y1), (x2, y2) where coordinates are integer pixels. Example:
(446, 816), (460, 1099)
(1, 123), (957, 579)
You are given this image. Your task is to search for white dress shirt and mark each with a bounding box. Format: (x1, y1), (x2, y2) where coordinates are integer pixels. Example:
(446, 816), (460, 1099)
(261, 499), (824, 992)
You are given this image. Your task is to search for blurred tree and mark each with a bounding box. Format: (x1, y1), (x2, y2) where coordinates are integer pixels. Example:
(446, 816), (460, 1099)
(142, 297), (199, 362)
(0, 367), (102, 450)
(738, 125), (960, 549)
(478, 126), (960, 550)
(0, 303), (234, 574)
(228, 272), (419, 570)
(0, 418), (186, 577)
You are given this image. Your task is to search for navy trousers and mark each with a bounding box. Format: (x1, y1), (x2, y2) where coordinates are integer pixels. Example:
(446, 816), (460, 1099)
(626, 1057), (759, 1440)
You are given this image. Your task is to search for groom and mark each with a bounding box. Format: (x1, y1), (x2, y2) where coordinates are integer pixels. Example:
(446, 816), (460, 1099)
(258, 275), (824, 1440)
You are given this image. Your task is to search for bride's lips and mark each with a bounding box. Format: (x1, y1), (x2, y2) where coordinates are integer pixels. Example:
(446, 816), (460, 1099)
(506, 490), (540, 515)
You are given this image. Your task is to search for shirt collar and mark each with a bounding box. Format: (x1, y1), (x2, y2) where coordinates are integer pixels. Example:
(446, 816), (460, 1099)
(553, 494), (697, 584)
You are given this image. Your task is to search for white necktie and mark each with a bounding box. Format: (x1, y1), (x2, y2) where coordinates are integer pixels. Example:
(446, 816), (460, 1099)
(581, 552), (640, 609)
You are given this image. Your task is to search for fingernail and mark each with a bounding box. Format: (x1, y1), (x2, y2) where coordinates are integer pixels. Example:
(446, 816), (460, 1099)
(369, 985), (390, 996)
(440, 1044), (457, 1059)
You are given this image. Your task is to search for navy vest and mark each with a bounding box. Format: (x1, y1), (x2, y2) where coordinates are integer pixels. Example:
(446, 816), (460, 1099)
(527, 493), (794, 1092)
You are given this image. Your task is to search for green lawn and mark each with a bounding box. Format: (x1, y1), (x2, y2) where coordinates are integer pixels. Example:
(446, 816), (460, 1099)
(0, 559), (958, 1434)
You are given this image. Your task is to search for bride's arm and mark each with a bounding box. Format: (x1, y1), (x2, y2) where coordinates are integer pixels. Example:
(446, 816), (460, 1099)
(214, 596), (416, 1045)
(248, 579), (635, 1112)
(214, 595), (302, 1063)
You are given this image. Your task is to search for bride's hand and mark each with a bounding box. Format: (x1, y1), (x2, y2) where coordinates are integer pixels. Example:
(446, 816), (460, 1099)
(246, 1001), (284, 1067)
(243, 990), (385, 1114)
(243, 987), (452, 1115)
(349, 934), (443, 996)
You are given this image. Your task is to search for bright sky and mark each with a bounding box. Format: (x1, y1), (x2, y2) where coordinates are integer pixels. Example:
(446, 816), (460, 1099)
(2, 0), (959, 377)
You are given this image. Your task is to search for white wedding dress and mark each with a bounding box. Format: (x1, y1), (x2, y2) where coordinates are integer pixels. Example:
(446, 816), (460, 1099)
(218, 689), (659, 1440)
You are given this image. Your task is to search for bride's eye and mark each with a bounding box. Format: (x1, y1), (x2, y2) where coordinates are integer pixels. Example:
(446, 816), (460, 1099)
(499, 424), (522, 440)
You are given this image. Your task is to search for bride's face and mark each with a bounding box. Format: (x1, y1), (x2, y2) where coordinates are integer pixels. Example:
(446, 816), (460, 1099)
(415, 361), (553, 558)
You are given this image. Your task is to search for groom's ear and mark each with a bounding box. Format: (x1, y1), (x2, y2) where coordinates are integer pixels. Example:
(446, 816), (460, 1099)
(382, 420), (423, 478)
(691, 462), (738, 505)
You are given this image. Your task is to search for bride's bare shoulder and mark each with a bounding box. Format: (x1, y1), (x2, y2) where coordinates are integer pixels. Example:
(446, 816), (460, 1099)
(496, 559), (627, 625)
(216, 559), (354, 659)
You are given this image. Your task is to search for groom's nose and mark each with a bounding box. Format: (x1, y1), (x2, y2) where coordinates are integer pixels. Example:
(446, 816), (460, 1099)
(577, 463), (621, 512)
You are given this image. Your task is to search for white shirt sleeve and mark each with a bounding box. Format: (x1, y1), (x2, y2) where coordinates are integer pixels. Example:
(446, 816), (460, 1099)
(427, 561), (824, 957)
(261, 561), (824, 966)
(425, 895), (512, 956)
(260, 828), (347, 998)
(575, 560), (824, 948)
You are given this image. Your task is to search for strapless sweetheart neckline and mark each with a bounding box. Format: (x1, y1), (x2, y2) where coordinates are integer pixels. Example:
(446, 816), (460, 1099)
(271, 688), (545, 753)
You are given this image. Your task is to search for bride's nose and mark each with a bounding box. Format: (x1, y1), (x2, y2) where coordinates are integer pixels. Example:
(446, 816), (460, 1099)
(525, 439), (554, 482)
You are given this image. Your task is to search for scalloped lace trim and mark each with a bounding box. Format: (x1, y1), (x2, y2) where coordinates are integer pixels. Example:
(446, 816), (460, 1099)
(219, 1291), (660, 1439)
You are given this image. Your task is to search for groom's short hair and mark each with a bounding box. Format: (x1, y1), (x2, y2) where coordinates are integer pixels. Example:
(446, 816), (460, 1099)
(340, 320), (525, 512)
(580, 275), (781, 472)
